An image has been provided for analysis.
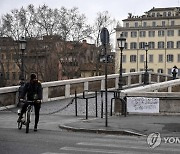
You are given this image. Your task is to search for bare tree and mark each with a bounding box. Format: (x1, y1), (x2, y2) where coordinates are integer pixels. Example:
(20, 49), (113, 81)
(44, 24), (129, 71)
(93, 11), (117, 47)
(0, 4), (95, 83)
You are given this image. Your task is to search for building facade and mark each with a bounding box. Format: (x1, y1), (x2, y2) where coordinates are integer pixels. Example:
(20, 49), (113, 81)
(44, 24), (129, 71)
(115, 7), (180, 76)
(0, 36), (108, 86)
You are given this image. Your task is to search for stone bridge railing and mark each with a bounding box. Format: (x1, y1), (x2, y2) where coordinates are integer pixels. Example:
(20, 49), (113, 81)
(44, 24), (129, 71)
(120, 78), (180, 114)
(0, 72), (173, 110)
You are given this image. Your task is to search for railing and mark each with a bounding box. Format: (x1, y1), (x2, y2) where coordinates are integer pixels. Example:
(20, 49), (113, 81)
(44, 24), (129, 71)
(119, 78), (180, 114)
(0, 72), (173, 110)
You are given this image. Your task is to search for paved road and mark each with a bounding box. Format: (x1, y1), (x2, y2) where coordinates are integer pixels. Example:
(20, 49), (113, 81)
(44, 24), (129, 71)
(1, 93), (180, 153)
(1, 127), (180, 154)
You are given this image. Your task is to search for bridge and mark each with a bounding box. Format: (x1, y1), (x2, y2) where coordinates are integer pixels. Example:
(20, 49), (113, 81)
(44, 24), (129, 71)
(0, 72), (180, 114)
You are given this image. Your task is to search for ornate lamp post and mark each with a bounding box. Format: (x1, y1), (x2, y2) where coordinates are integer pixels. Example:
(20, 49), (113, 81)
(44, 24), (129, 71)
(117, 33), (126, 90)
(144, 43), (149, 85)
(19, 37), (27, 82)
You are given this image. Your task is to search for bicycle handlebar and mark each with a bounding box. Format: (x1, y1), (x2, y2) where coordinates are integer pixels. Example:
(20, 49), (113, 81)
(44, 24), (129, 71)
(20, 99), (41, 103)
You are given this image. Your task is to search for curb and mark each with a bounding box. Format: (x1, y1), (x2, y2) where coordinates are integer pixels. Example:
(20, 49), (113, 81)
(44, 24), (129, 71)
(59, 124), (146, 136)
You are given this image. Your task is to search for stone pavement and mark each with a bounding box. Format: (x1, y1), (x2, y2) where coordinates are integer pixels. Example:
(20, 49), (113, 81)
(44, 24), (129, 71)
(58, 114), (180, 137)
(1, 94), (180, 137)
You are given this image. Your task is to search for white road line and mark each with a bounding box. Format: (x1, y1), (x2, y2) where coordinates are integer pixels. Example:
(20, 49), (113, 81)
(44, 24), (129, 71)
(60, 147), (161, 154)
(77, 141), (180, 152)
(42, 152), (68, 154)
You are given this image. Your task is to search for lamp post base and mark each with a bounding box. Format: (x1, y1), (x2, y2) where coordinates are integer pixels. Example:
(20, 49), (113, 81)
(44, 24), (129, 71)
(144, 72), (149, 85)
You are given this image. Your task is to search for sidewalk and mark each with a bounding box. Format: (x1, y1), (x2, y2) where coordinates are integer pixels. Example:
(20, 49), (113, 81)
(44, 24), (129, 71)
(1, 99), (180, 137)
(58, 114), (180, 137)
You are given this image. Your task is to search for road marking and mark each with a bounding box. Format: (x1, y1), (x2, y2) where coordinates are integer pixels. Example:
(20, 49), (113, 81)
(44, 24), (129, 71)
(42, 152), (68, 154)
(60, 147), (161, 154)
(77, 141), (180, 152)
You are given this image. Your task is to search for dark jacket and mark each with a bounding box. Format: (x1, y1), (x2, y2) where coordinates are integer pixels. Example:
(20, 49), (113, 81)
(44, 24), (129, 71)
(21, 80), (42, 101)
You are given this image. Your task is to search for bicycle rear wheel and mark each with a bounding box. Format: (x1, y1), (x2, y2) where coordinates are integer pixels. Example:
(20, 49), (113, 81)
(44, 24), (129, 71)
(26, 111), (30, 133)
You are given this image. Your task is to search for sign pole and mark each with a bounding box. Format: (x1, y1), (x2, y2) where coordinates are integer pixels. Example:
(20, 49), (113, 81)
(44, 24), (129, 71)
(100, 27), (109, 127)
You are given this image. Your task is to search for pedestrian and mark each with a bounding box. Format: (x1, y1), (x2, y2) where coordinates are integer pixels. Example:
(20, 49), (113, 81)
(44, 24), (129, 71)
(171, 65), (178, 80)
(17, 81), (25, 107)
(17, 73), (42, 131)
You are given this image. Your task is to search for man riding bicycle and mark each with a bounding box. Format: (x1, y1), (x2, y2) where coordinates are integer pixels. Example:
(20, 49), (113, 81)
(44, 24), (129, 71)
(17, 73), (42, 131)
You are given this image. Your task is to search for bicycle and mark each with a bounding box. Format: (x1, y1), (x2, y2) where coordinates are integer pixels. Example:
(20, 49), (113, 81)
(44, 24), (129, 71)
(17, 100), (35, 133)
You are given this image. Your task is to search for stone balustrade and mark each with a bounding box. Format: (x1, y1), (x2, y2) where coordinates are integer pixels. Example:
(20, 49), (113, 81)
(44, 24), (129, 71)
(120, 78), (180, 114)
(0, 72), (173, 110)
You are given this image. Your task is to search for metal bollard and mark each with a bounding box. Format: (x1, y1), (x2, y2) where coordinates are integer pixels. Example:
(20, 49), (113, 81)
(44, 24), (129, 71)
(95, 91), (98, 117)
(101, 91), (103, 118)
(75, 90), (77, 116)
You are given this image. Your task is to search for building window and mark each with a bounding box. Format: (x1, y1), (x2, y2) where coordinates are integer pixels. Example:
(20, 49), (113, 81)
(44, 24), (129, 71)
(143, 22), (147, 27)
(130, 42), (137, 49)
(12, 72), (16, 80)
(135, 22), (138, 27)
(159, 54), (163, 62)
(158, 30), (164, 36)
(167, 41), (174, 48)
(157, 69), (163, 73)
(139, 42), (146, 49)
(168, 69), (174, 75)
(140, 31), (146, 37)
(130, 68), (136, 72)
(152, 21), (156, 27)
(148, 31), (155, 37)
(140, 55), (144, 63)
(168, 12), (171, 16)
(122, 55), (126, 63)
(167, 54), (174, 62)
(157, 12), (161, 17)
(148, 42), (155, 49)
(149, 55), (153, 63)
(162, 21), (166, 26)
(178, 54), (180, 62)
(178, 30), (180, 36)
(171, 21), (175, 26)
(167, 30), (174, 36)
(122, 69), (126, 73)
(131, 31), (137, 37)
(158, 41), (164, 49)
(123, 32), (128, 37)
(126, 23), (129, 27)
(163, 12), (166, 16)
(125, 43), (128, 49)
(152, 13), (155, 17)
(130, 55), (136, 62)
(177, 41), (180, 48)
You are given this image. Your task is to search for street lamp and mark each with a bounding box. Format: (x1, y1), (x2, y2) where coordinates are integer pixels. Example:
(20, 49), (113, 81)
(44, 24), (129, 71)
(19, 37), (27, 81)
(144, 43), (149, 85)
(117, 33), (126, 90)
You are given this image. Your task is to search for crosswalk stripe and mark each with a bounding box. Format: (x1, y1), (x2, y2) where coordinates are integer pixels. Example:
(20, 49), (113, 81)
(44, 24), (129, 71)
(77, 141), (180, 152)
(92, 136), (180, 148)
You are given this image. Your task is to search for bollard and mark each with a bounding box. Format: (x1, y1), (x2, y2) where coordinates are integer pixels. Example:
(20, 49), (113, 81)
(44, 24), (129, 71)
(110, 98), (115, 116)
(75, 90), (77, 116)
(101, 91), (103, 118)
(86, 98), (88, 119)
(95, 91), (98, 117)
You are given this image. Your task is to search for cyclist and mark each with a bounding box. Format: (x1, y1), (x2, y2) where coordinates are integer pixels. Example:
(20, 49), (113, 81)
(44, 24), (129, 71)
(17, 73), (42, 131)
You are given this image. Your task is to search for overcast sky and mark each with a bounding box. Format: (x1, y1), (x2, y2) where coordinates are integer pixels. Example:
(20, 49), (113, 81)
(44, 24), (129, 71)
(0, 0), (180, 23)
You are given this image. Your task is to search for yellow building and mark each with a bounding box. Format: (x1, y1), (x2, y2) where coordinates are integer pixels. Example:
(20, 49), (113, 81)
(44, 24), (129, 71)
(115, 7), (180, 76)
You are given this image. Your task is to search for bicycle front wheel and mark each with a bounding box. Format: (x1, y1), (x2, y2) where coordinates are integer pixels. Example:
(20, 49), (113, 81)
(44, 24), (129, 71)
(17, 121), (22, 130)
(26, 111), (30, 133)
